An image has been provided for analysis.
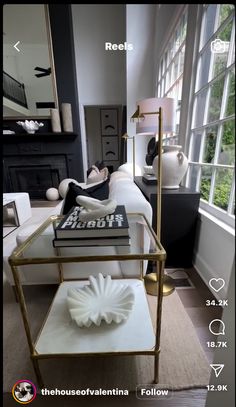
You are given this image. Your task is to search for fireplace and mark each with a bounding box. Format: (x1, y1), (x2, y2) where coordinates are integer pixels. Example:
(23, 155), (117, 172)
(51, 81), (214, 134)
(4, 155), (68, 199)
(3, 129), (83, 199)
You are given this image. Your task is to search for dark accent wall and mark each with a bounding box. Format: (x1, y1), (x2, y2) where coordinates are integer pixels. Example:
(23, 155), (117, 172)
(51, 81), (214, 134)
(48, 4), (84, 181)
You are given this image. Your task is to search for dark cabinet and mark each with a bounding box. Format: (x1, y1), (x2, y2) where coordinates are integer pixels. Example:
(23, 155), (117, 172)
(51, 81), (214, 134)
(135, 177), (200, 268)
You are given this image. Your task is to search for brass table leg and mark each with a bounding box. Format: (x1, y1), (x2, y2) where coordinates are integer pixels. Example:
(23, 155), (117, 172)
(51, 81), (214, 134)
(154, 259), (165, 383)
(31, 357), (44, 389)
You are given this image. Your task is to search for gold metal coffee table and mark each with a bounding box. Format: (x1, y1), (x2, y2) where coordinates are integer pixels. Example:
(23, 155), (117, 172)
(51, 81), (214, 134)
(8, 213), (166, 388)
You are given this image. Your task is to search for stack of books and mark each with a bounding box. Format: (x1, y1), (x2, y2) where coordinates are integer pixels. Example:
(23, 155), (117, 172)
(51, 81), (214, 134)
(53, 205), (130, 247)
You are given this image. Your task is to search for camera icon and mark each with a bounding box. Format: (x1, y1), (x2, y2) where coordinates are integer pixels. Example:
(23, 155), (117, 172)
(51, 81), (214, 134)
(211, 38), (226, 53)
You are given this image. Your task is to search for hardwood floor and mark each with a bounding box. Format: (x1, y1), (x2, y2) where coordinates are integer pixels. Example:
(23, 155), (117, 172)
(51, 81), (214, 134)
(3, 268), (222, 407)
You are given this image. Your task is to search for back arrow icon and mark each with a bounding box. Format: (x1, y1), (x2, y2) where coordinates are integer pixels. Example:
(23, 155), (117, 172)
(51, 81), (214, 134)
(14, 41), (20, 52)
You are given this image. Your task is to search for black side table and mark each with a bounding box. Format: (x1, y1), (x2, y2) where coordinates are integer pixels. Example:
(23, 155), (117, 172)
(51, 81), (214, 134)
(135, 176), (200, 268)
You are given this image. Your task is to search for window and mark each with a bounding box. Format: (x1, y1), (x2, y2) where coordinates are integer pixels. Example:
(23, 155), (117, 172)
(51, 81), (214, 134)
(186, 4), (235, 227)
(156, 7), (188, 144)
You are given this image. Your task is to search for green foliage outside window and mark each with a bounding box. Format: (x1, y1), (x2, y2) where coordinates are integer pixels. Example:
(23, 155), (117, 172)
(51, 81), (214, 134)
(219, 4), (234, 26)
(213, 171), (233, 210)
(226, 71), (235, 116)
(203, 127), (217, 163)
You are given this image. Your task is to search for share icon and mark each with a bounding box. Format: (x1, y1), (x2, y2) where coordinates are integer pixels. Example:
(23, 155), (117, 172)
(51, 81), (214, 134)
(210, 364), (224, 378)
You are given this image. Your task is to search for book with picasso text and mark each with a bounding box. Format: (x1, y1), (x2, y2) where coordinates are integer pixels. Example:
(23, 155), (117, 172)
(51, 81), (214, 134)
(54, 205), (129, 239)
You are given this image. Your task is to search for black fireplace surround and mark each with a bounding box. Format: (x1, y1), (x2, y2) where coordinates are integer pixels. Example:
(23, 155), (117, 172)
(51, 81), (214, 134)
(3, 132), (81, 199)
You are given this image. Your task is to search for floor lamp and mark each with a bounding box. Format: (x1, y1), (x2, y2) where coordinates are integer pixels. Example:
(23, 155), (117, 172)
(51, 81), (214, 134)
(131, 98), (175, 296)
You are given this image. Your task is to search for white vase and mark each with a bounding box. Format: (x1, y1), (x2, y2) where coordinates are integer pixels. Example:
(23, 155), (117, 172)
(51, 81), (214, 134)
(153, 145), (188, 189)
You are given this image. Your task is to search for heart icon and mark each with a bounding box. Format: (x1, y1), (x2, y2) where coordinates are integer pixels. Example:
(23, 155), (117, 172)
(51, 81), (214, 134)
(209, 278), (225, 293)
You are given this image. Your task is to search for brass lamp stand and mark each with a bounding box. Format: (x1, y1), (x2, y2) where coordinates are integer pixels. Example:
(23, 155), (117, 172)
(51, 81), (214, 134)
(131, 104), (175, 297)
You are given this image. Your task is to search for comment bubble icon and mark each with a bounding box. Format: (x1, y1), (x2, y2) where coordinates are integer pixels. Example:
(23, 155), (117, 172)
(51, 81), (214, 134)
(209, 319), (225, 336)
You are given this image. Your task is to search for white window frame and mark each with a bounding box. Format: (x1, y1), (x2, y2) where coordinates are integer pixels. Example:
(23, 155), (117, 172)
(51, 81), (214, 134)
(186, 4), (235, 228)
(156, 6), (188, 144)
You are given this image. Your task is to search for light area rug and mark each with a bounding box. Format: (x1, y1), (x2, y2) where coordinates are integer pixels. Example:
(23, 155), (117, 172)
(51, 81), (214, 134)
(3, 282), (210, 392)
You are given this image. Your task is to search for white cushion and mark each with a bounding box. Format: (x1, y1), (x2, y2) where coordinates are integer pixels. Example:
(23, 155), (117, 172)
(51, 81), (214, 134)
(118, 163), (142, 178)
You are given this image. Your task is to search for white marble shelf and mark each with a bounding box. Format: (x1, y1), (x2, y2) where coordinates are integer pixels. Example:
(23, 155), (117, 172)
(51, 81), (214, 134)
(35, 279), (155, 355)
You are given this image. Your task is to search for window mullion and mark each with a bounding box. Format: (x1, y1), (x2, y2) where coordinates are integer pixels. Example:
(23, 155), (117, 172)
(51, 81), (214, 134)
(228, 169), (235, 215)
(220, 71), (230, 120)
(209, 168), (217, 204)
(196, 128), (206, 192)
(227, 17), (235, 66)
(199, 7), (205, 50)
(214, 124), (223, 164)
(165, 73), (183, 95)
(185, 134), (194, 187)
(214, 5), (220, 35)
(203, 87), (211, 126)
(189, 162), (234, 170)
(191, 114), (235, 132)
(196, 166), (202, 192)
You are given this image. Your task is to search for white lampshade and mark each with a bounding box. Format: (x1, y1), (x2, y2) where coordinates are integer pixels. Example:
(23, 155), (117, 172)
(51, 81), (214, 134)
(136, 97), (175, 134)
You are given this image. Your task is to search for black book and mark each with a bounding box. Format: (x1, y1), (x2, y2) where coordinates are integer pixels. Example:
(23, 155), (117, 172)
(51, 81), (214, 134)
(54, 205), (129, 239)
(53, 235), (130, 247)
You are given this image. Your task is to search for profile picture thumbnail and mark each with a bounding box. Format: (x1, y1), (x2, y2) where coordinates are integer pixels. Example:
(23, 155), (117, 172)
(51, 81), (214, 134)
(12, 380), (37, 404)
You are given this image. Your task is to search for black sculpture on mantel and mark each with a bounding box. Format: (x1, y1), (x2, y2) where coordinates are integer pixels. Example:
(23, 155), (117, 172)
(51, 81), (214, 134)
(146, 137), (159, 165)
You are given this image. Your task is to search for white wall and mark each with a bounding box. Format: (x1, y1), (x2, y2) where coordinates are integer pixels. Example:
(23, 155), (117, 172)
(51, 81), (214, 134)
(126, 4), (156, 169)
(71, 4), (126, 177)
(72, 4), (126, 105)
(193, 210), (235, 300)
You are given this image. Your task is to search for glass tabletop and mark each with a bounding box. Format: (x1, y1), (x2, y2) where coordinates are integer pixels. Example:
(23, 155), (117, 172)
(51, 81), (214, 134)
(10, 213), (166, 264)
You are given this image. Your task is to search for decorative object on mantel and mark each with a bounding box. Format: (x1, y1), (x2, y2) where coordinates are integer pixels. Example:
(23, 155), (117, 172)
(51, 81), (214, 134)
(67, 273), (135, 327)
(3, 130), (15, 135)
(16, 120), (44, 134)
(143, 165), (155, 175)
(58, 178), (80, 199)
(50, 108), (62, 133)
(153, 145), (189, 189)
(46, 187), (60, 201)
(61, 103), (73, 132)
(142, 165), (156, 185)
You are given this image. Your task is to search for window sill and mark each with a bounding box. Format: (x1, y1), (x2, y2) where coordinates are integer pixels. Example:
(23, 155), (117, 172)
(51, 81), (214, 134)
(198, 207), (235, 237)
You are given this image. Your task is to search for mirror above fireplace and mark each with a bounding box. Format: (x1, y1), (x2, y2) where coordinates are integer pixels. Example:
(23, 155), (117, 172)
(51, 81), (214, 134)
(3, 4), (58, 119)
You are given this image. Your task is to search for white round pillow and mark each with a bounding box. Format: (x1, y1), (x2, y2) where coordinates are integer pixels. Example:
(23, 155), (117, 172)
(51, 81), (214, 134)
(46, 187), (60, 201)
(58, 178), (80, 198)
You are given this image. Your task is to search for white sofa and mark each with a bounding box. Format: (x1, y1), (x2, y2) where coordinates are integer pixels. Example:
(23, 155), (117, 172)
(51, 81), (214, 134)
(3, 168), (152, 286)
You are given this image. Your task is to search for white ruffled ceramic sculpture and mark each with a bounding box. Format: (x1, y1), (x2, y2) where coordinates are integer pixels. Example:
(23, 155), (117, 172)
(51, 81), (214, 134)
(17, 120), (44, 134)
(67, 273), (135, 328)
(76, 196), (117, 222)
